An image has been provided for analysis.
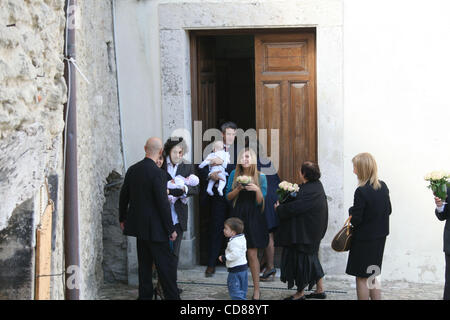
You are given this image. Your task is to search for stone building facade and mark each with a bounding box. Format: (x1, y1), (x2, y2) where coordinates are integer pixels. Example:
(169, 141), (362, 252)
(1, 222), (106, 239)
(2, 0), (450, 300)
(115, 0), (450, 286)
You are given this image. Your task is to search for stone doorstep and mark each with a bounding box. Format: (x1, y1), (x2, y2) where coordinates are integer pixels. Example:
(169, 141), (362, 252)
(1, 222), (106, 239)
(98, 265), (445, 300)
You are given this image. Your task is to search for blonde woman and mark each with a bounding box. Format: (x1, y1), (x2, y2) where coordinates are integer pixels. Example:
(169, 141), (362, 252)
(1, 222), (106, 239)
(225, 148), (268, 300)
(346, 153), (392, 300)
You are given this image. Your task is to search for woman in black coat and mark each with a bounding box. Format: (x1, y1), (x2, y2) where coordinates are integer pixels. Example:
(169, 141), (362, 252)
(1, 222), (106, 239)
(346, 152), (392, 300)
(274, 161), (328, 300)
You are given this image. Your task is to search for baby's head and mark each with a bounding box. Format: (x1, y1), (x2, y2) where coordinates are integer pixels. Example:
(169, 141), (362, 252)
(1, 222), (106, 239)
(213, 140), (224, 153)
(223, 217), (244, 238)
(185, 174), (199, 186)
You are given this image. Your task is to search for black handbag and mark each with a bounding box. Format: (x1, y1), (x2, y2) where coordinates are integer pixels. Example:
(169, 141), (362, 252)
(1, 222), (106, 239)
(331, 217), (353, 252)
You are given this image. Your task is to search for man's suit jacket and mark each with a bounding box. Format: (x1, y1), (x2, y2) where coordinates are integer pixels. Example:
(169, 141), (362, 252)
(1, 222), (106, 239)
(169, 160), (199, 232)
(119, 157), (175, 242)
(349, 181), (392, 241)
(274, 180), (328, 247)
(435, 188), (450, 254)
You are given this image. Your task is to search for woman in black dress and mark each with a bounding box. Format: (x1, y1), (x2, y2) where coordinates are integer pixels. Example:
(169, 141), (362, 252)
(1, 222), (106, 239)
(346, 152), (392, 300)
(225, 148), (268, 300)
(274, 161), (328, 300)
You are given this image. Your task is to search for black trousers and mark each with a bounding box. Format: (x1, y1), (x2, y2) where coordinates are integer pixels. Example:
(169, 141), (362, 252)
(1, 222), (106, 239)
(445, 254), (450, 300)
(207, 195), (229, 267)
(136, 238), (180, 300)
(172, 223), (184, 284)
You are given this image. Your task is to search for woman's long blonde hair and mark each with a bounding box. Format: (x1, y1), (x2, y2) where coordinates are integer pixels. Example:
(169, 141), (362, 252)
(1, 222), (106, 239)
(231, 148), (265, 211)
(352, 152), (381, 190)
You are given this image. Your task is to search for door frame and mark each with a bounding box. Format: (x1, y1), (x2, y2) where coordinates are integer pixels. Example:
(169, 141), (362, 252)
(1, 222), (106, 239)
(189, 28), (318, 265)
(190, 28), (318, 175)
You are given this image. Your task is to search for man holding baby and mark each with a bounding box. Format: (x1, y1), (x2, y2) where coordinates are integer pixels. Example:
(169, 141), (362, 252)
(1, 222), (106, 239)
(199, 122), (239, 277)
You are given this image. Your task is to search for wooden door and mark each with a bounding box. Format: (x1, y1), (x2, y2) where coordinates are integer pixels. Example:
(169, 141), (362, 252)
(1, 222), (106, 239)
(255, 32), (317, 183)
(191, 36), (218, 265)
(196, 37), (217, 137)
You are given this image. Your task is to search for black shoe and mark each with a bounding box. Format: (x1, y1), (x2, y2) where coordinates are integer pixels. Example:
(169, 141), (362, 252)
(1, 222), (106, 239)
(260, 268), (276, 282)
(284, 295), (306, 300)
(305, 292), (327, 299)
(205, 266), (215, 277)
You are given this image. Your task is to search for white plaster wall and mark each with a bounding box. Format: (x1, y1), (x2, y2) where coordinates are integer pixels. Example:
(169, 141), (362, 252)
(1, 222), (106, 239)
(343, 0), (450, 284)
(115, 0), (163, 167)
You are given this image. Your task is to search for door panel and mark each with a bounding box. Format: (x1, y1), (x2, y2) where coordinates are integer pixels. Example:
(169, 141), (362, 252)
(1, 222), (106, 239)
(197, 37), (217, 137)
(255, 32), (316, 183)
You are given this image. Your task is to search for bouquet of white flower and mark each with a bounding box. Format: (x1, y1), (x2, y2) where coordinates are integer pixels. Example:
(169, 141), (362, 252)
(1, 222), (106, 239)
(424, 170), (450, 201)
(276, 181), (299, 204)
(236, 175), (252, 186)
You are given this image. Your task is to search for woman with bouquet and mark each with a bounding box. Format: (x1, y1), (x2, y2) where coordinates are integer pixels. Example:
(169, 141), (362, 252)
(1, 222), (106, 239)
(225, 148), (268, 300)
(274, 161), (328, 300)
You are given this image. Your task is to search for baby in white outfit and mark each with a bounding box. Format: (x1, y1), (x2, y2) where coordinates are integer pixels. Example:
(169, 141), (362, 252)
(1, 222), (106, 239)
(167, 174), (199, 204)
(199, 140), (230, 196)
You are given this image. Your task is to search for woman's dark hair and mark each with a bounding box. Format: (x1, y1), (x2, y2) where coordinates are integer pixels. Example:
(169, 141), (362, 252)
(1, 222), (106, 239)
(300, 161), (321, 182)
(163, 136), (187, 162)
(225, 217), (244, 234)
(220, 121), (237, 133)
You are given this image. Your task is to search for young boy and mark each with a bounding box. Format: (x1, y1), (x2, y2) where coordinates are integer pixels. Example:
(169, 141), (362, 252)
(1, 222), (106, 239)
(219, 217), (248, 300)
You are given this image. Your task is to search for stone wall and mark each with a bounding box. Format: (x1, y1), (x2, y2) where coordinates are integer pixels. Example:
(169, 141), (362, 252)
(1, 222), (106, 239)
(0, 0), (123, 299)
(102, 172), (127, 284)
(0, 0), (67, 300)
(74, 0), (123, 299)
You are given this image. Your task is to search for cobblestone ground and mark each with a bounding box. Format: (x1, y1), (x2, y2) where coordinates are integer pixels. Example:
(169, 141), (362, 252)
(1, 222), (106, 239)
(99, 266), (444, 300)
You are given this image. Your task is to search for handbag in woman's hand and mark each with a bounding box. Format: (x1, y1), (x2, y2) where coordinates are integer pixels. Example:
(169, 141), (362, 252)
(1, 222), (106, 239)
(331, 216), (353, 252)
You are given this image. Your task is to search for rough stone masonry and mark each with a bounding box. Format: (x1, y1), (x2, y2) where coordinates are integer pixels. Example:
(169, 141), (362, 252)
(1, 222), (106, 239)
(0, 0), (124, 299)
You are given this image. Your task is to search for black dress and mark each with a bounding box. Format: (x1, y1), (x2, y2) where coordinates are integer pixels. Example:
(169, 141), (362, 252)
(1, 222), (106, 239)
(257, 159), (281, 233)
(345, 181), (391, 278)
(280, 243), (324, 291)
(275, 180), (328, 292)
(346, 237), (386, 278)
(227, 172), (269, 249)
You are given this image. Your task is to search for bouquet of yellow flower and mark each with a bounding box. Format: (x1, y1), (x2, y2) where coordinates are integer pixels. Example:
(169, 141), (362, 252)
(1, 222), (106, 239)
(424, 170), (450, 201)
(276, 181), (299, 204)
(236, 175), (252, 186)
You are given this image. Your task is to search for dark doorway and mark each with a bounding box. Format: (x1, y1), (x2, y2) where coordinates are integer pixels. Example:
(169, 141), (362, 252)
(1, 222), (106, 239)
(215, 35), (255, 131)
(193, 34), (256, 265)
(191, 29), (317, 268)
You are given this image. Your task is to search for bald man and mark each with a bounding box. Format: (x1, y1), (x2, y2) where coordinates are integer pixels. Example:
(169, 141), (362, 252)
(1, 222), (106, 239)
(119, 137), (180, 300)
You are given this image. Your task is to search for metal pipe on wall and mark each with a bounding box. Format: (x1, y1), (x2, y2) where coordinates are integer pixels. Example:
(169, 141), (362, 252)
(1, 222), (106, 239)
(63, 0), (80, 300)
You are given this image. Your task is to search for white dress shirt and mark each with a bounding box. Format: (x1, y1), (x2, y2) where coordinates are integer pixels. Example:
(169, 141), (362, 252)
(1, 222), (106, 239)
(437, 204), (446, 213)
(166, 156), (187, 225)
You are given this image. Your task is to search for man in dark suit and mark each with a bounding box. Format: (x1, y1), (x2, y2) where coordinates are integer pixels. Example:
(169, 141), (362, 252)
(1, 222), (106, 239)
(435, 188), (450, 300)
(119, 137), (179, 300)
(198, 122), (239, 277)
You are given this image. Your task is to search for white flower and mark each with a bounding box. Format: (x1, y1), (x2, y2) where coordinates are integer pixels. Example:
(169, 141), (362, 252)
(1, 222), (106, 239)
(237, 175), (251, 184)
(425, 170), (450, 181)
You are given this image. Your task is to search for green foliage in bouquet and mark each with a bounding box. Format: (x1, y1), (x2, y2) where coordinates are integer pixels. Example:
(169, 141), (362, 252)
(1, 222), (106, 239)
(424, 171), (449, 200)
